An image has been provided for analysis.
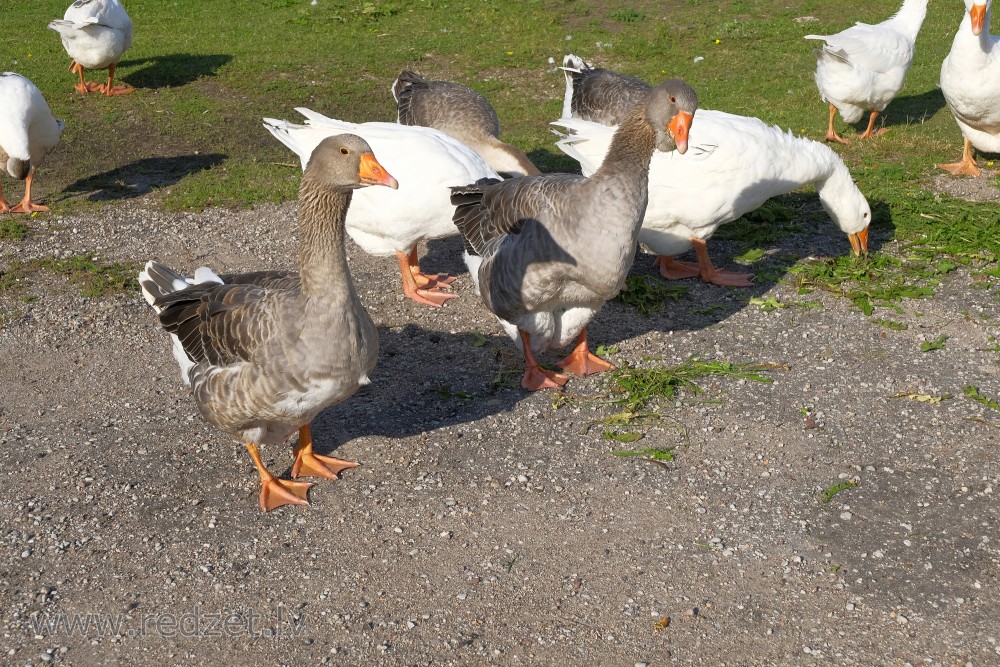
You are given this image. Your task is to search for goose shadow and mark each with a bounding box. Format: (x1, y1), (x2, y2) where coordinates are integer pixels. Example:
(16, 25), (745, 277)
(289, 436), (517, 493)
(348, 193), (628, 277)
(118, 53), (233, 89)
(874, 87), (948, 130)
(310, 324), (530, 451)
(59, 153), (226, 202)
(585, 194), (896, 347)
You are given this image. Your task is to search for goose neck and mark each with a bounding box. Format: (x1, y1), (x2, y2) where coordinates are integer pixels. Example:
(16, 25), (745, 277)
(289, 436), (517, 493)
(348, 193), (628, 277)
(296, 182), (354, 299)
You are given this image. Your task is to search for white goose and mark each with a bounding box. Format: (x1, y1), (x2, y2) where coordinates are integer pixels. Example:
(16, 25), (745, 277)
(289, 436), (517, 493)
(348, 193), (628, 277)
(49, 0), (134, 96)
(938, 0), (1000, 177)
(805, 0), (927, 143)
(264, 109), (500, 307)
(553, 110), (872, 286)
(0, 73), (64, 214)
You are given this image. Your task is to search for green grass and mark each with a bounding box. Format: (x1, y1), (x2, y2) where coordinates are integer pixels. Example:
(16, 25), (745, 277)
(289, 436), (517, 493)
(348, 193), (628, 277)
(616, 275), (687, 316)
(0, 219), (30, 241)
(0, 254), (139, 298)
(964, 385), (1000, 411)
(606, 357), (772, 412)
(3, 0), (998, 313)
(820, 480), (857, 503)
(612, 446), (675, 462)
(919, 334), (948, 352)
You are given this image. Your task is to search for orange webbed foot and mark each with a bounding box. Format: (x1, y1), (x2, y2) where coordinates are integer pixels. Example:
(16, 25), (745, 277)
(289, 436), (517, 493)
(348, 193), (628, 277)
(521, 364), (568, 391)
(936, 161), (981, 177)
(292, 449), (359, 480)
(259, 477), (313, 512)
(655, 256), (700, 281)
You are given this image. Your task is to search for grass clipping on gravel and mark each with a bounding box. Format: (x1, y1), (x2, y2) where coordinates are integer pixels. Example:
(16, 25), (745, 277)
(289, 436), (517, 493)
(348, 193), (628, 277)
(564, 357), (774, 456)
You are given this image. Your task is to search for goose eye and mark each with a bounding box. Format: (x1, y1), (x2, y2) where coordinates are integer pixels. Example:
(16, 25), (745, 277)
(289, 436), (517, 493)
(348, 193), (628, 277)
(670, 96), (676, 104)
(340, 148), (350, 155)
(864, 212), (870, 219)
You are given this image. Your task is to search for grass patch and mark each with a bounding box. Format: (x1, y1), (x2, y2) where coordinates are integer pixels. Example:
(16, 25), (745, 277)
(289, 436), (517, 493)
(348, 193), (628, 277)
(0, 254), (138, 298)
(606, 357), (772, 412)
(820, 480), (857, 503)
(616, 275), (687, 316)
(919, 335), (948, 352)
(612, 447), (675, 462)
(0, 219), (30, 241)
(964, 385), (1000, 411)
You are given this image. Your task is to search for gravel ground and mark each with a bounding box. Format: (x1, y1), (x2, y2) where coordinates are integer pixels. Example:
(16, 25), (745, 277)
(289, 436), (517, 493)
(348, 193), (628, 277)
(1, 198), (999, 666)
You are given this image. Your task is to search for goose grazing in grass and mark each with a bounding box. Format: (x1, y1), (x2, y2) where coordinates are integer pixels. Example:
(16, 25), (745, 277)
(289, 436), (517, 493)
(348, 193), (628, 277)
(264, 109), (500, 307)
(452, 79), (697, 391)
(560, 54), (651, 125)
(804, 0), (927, 144)
(393, 70), (541, 177)
(553, 110), (871, 287)
(938, 0), (1000, 177)
(49, 0), (134, 96)
(0, 73), (64, 214)
(139, 135), (398, 512)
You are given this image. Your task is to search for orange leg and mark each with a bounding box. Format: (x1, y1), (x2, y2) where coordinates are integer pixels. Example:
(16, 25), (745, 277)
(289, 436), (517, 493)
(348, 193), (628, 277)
(69, 60), (101, 94)
(823, 104), (849, 145)
(556, 329), (615, 377)
(857, 109), (887, 140)
(691, 238), (753, 287)
(395, 248), (458, 307)
(519, 329), (568, 391)
(408, 246), (456, 288)
(0, 182), (10, 213)
(8, 169), (49, 214)
(245, 442), (312, 512)
(291, 424), (359, 480)
(936, 137), (981, 177)
(100, 62), (135, 96)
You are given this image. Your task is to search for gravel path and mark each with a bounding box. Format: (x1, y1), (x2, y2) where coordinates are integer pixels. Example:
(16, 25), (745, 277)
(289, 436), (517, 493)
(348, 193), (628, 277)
(1, 199), (998, 666)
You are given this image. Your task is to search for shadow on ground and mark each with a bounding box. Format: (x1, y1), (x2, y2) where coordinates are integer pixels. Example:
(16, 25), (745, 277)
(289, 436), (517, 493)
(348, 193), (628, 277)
(60, 153), (226, 202)
(877, 87), (948, 129)
(119, 54), (233, 89)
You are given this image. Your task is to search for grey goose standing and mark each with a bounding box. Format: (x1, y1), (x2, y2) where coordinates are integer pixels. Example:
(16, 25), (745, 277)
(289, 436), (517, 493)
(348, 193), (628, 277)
(139, 135), (398, 511)
(452, 79), (698, 391)
(393, 70), (541, 177)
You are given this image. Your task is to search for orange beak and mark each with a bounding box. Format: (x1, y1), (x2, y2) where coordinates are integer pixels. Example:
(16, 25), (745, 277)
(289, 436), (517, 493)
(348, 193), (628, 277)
(358, 152), (398, 189)
(668, 110), (694, 154)
(971, 3), (987, 35)
(848, 227), (869, 255)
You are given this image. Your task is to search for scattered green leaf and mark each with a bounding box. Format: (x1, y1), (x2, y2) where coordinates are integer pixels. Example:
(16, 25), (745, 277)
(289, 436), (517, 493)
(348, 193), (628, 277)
(919, 335), (948, 352)
(820, 480), (857, 503)
(964, 385), (1000, 411)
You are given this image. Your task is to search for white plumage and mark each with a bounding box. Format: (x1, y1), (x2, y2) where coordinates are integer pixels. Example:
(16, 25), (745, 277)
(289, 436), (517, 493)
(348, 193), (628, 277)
(553, 109), (872, 285)
(49, 0), (134, 95)
(938, 0), (1000, 176)
(0, 73), (64, 214)
(805, 0), (927, 143)
(263, 109), (500, 307)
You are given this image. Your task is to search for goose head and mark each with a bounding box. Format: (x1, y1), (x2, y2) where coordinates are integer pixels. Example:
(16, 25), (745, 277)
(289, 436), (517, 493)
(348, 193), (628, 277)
(645, 78), (699, 154)
(967, 0), (990, 36)
(304, 134), (399, 190)
(817, 173), (872, 255)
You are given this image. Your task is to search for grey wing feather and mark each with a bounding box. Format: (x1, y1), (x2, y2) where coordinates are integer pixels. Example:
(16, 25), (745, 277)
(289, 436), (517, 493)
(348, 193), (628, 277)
(451, 175), (583, 259)
(154, 283), (279, 367)
(216, 270), (299, 291)
(393, 70), (428, 125)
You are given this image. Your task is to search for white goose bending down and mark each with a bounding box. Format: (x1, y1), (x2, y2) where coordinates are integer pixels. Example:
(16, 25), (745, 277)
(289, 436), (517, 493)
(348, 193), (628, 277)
(264, 109), (500, 307)
(393, 70), (541, 177)
(452, 80), (697, 391)
(49, 0), (134, 96)
(553, 110), (872, 287)
(0, 73), (64, 214)
(938, 0), (1000, 177)
(139, 135), (398, 512)
(804, 0), (927, 143)
(560, 54), (651, 125)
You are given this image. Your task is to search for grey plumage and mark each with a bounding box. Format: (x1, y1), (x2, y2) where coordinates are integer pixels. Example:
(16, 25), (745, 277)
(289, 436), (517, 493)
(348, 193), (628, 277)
(140, 134), (389, 448)
(452, 79), (698, 360)
(392, 70), (541, 176)
(563, 54), (652, 126)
